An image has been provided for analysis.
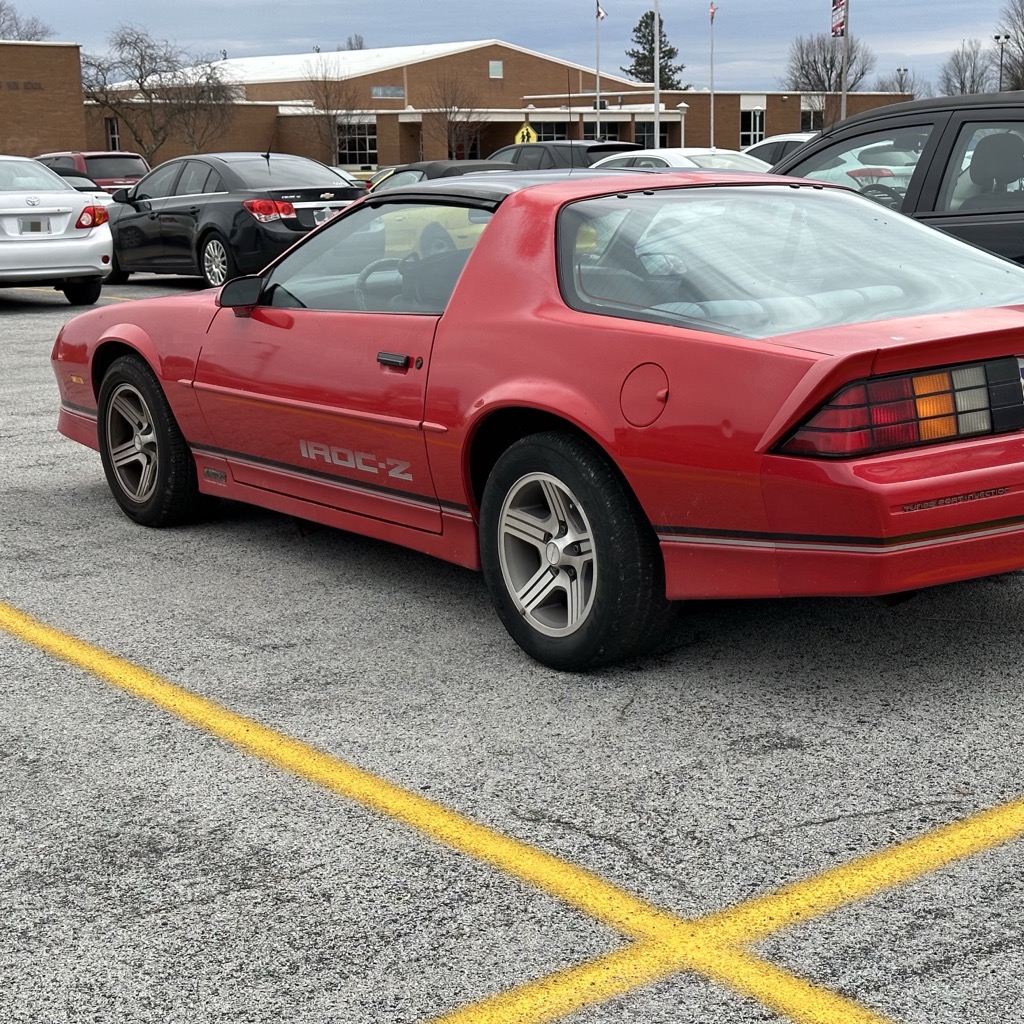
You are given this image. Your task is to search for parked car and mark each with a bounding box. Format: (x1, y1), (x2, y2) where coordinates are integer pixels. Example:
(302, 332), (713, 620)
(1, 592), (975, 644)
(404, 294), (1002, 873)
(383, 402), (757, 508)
(592, 147), (771, 171)
(106, 152), (366, 287)
(742, 131), (819, 165)
(50, 168), (1024, 668)
(369, 159), (519, 192)
(770, 92), (1024, 263)
(35, 150), (150, 194)
(487, 139), (642, 168)
(40, 165), (115, 206)
(0, 155), (111, 305)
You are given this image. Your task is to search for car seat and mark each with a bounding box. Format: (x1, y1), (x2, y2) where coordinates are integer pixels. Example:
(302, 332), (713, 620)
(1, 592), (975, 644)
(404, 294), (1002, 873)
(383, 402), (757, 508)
(959, 133), (1024, 211)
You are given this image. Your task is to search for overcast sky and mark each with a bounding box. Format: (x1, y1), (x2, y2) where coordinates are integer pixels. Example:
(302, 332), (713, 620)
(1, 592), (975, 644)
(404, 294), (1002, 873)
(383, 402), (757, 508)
(27, 0), (1011, 93)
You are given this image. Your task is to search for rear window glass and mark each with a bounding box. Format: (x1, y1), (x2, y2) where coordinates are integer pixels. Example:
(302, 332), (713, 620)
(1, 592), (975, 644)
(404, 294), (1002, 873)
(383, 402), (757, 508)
(559, 185), (1024, 339)
(0, 161), (73, 192)
(223, 156), (344, 187)
(84, 156), (149, 178)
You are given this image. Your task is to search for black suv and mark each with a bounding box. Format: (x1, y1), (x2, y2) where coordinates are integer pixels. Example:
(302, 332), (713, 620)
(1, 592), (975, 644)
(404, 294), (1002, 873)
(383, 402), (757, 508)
(771, 91), (1024, 263)
(487, 140), (642, 169)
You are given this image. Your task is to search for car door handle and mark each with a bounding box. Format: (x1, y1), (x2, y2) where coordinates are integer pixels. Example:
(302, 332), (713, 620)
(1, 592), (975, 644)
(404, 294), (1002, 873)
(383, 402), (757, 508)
(377, 351), (410, 369)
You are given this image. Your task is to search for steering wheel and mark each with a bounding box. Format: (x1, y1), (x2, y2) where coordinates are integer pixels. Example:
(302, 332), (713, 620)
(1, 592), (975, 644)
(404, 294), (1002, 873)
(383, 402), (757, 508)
(858, 183), (903, 210)
(354, 258), (402, 310)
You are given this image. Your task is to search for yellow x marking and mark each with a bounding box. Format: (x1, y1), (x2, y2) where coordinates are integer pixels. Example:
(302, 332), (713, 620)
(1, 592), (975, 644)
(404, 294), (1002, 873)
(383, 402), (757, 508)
(3, 598), (1021, 1024)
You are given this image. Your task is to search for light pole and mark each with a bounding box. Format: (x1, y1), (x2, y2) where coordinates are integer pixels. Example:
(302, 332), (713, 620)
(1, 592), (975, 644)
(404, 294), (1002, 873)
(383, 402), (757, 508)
(895, 66), (909, 92)
(676, 100), (689, 146)
(995, 34), (1011, 91)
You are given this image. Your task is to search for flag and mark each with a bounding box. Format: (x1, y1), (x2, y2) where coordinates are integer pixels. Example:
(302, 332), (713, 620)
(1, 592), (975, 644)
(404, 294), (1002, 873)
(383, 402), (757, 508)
(709, 2), (718, 24)
(596, 1), (607, 19)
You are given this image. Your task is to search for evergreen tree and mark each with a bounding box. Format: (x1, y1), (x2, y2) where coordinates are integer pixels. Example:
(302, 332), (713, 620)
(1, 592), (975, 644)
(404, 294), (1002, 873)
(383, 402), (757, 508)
(621, 10), (687, 89)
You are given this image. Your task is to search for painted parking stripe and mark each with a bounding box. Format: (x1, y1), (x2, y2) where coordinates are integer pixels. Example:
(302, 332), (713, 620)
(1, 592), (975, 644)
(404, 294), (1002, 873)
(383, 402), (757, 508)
(4, 598), (1023, 1024)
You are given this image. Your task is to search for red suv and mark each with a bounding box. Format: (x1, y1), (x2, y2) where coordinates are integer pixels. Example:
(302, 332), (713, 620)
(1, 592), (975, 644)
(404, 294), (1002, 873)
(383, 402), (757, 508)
(35, 151), (150, 194)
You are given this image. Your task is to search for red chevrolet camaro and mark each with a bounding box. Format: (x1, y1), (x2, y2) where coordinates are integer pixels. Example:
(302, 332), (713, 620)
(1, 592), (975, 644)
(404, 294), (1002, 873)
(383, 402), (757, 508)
(51, 168), (1024, 669)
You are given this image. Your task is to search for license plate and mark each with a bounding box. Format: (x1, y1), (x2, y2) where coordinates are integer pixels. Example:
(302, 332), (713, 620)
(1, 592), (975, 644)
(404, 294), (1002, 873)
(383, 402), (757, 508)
(19, 217), (50, 234)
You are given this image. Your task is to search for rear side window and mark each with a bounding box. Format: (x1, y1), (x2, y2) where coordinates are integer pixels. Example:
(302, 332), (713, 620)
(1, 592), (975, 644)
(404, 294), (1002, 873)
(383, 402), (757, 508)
(936, 123), (1024, 213)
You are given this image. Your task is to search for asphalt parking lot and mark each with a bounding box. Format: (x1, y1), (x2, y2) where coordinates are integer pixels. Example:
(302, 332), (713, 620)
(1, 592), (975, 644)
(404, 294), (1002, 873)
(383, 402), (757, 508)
(3, 277), (1024, 1024)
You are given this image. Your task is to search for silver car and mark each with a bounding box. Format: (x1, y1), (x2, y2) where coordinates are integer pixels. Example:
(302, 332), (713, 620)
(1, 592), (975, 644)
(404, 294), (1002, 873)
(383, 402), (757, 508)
(0, 155), (112, 305)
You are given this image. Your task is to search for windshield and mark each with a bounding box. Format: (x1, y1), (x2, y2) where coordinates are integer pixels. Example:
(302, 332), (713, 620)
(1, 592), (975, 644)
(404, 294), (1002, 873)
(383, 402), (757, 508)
(559, 185), (1024, 339)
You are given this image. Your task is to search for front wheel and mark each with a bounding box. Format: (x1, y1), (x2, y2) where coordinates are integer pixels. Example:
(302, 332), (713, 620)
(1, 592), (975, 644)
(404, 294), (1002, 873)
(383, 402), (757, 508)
(97, 355), (212, 526)
(479, 431), (675, 671)
(199, 232), (237, 287)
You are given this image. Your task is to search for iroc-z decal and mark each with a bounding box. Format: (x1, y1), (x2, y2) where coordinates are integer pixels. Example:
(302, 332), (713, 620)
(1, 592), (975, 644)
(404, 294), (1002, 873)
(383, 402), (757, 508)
(299, 439), (413, 481)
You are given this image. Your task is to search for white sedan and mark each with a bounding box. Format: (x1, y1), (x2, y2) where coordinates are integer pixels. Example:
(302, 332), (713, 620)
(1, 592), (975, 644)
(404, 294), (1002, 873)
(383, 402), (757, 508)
(0, 155), (112, 305)
(591, 147), (773, 172)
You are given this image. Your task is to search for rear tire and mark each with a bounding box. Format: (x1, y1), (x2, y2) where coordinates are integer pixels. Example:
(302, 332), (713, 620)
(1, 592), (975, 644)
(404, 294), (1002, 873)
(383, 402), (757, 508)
(200, 232), (237, 287)
(97, 355), (212, 526)
(62, 278), (103, 305)
(480, 431), (675, 671)
(105, 250), (130, 285)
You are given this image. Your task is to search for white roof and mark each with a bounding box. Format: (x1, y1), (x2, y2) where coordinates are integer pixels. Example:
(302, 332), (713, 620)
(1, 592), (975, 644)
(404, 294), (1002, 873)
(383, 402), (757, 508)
(214, 39), (638, 87)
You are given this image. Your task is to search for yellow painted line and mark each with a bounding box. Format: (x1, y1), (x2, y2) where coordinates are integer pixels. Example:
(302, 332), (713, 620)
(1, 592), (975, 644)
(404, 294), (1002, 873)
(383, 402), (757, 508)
(5, 597), (1024, 1024)
(697, 795), (1024, 946)
(0, 601), (677, 940)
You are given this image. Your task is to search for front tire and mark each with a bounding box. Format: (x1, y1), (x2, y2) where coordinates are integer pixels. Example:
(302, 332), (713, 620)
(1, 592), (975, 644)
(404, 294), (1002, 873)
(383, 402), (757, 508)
(199, 232), (237, 287)
(480, 431), (674, 671)
(97, 355), (210, 526)
(105, 250), (130, 285)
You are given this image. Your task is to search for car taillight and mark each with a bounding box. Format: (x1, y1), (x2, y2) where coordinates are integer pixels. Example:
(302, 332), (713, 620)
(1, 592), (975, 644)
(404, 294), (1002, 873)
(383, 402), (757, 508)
(243, 199), (297, 222)
(778, 357), (1024, 457)
(75, 205), (109, 228)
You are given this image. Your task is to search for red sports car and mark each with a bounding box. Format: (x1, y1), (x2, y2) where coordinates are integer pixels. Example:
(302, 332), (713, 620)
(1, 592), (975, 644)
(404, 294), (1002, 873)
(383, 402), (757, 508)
(51, 169), (1024, 670)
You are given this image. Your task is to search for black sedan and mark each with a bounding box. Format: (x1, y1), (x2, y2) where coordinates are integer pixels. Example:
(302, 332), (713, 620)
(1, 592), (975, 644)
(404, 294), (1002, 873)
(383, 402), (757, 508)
(107, 152), (365, 286)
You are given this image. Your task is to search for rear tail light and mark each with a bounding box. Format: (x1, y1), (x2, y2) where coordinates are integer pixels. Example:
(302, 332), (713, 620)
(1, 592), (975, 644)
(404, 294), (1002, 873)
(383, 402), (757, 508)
(75, 205), (109, 228)
(778, 357), (1024, 457)
(243, 199), (297, 222)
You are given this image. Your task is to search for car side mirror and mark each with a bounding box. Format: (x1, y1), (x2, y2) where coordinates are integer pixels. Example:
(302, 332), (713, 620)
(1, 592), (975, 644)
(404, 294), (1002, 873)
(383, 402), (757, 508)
(218, 275), (263, 316)
(112, 188), (130, 203)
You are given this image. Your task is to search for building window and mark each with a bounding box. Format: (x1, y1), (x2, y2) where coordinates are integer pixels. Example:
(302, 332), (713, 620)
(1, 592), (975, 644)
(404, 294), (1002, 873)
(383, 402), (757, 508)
(489, 60), (503, 79)
(105, 117), (121, 149)
(533, 122), (570, 142)
(370, 85), (405, 99)
(584, 121), (621, 141)
(338, 122), (378, 167)
(634, 121), (667, 148)
(740, 109), (765, 148)
(801, 108), (825, 131)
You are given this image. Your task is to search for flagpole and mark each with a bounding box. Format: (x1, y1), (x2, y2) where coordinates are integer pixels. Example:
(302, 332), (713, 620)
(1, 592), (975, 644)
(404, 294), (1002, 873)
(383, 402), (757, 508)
(841, 0), (850, 120)
(709, 3), (717, 148)
(595, 1), (603, 137)
(653, 0), (661, 148)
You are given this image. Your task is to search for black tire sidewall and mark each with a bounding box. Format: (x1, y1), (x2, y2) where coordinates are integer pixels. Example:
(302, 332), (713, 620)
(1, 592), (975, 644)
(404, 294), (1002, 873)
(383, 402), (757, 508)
(97, 356), (192, 525)
(480, 432), (664, 671)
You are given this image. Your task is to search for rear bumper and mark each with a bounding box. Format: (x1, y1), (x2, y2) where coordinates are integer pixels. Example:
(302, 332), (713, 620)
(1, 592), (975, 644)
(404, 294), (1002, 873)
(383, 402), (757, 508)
(660, 434), (1024, 599)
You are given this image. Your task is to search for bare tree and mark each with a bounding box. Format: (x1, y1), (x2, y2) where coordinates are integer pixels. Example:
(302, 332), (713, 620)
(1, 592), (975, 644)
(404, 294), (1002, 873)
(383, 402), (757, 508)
(0, 0), (53, 39)
(873, 68), (932, 98)
(422, 70), (489, 159)
(163, 59), (238, 152)
(82, 25), (237, 161)
(344, 34), (365, 50)
(781, 33), (876, 92)
(937, 40), (995, 95)
(303, 54), (362, 164)
(994, 0), (1024, 89)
